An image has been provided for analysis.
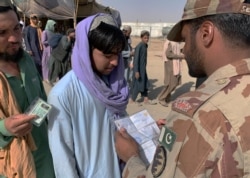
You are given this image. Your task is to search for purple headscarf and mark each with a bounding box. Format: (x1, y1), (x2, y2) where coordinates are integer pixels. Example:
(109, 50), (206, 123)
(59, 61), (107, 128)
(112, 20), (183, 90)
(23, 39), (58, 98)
(72, 13), (129, 116)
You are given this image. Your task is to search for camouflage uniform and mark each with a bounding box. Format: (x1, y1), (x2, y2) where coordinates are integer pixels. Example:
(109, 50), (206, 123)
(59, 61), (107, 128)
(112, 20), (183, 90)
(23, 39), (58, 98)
(123, 59), (250, 177)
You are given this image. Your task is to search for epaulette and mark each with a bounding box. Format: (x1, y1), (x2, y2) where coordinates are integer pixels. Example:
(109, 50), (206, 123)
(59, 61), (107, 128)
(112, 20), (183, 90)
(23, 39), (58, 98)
(172, 78), (231, 117)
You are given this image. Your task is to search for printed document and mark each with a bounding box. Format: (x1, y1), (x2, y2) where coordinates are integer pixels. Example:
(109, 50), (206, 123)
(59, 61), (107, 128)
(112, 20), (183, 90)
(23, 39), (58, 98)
(115, 110), (160, 165)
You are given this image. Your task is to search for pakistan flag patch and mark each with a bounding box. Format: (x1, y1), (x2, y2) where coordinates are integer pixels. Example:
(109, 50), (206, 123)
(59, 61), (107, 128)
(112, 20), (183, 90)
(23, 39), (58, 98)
(159, 126), (176, 151)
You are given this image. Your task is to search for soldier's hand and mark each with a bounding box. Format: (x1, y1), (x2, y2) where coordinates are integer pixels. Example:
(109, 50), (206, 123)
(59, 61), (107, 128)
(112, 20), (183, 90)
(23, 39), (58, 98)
(115, 128), (139, 162)
(135, 72), (140, 79)
(156, 118), (166, 129)
(4, 114), (36, 137)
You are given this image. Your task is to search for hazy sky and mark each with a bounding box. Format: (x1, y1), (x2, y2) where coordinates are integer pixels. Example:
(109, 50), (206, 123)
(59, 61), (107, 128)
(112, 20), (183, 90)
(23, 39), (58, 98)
(98, 0), (186, 23)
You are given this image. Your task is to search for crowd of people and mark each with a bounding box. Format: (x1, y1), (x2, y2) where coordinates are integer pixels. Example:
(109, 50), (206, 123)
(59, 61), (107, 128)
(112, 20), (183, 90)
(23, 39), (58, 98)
(20, 7), (183, 108)
(21, 13), (75, 87)
(1, 0), (250, 177)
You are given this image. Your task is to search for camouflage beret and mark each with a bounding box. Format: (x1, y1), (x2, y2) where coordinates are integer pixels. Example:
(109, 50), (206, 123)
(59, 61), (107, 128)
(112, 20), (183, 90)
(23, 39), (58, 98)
(168, 0), (250, 42)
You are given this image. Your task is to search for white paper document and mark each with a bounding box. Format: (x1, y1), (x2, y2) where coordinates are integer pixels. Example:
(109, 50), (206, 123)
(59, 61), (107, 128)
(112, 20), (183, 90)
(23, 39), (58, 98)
(115, 110), (160, 165)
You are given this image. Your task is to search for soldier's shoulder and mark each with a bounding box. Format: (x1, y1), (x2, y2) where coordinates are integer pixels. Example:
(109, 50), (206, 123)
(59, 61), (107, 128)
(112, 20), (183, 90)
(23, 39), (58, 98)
(171, 78), (229, 117)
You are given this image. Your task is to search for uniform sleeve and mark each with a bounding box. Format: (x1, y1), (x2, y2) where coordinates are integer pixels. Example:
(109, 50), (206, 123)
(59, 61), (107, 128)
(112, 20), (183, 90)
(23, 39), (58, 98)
(122, 156), (149, 178)
(47, 93), (79, 178)
(123, 108), (228, 178)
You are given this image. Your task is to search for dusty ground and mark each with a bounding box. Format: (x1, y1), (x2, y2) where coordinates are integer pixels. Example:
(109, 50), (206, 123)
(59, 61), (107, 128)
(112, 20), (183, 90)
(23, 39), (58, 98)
(125, 37), (196, 120)
(43, 37), (196, 121)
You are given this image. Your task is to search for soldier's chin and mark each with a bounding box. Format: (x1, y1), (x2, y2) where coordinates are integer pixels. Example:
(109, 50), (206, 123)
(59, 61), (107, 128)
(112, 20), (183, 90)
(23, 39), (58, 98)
(0, 48), (23, 63)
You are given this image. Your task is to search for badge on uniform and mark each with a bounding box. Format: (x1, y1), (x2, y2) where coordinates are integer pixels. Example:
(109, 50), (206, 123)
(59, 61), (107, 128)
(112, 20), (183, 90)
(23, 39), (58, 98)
(159, 126), (176, 152)
(151, 146), (167, 177)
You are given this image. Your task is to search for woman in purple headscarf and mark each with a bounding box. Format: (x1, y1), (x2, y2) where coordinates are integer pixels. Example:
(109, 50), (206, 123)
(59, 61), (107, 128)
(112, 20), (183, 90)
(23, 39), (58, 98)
(41, 19), (56, 83)
(47, 13), (129, 178)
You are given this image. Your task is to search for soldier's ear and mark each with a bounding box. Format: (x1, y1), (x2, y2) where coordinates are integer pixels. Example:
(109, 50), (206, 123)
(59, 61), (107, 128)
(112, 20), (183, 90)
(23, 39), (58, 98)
(198, 20), (215, 47)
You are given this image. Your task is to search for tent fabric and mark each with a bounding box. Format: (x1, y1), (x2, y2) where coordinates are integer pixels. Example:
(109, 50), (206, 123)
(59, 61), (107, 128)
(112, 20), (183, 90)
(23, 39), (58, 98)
(77, 3), (121, 27)
(12, 0), (121, 25)
(13, 0), (78, 20)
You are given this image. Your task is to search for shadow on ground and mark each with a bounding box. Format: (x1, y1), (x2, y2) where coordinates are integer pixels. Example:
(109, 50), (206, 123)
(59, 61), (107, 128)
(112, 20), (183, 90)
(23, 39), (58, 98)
(148, 79), (162, 99)
(146, 80), (195, 102)
(171, 81), (195, 100)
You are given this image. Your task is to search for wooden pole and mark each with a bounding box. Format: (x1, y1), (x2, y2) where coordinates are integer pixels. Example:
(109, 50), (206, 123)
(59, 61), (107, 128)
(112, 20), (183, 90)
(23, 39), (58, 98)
(74, 0), (79, 28)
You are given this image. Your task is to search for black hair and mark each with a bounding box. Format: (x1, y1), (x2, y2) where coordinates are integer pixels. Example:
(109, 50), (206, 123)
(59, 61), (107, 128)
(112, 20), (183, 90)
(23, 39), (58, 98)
(88, 22), (125, 55)
(66, 28), (75, 35)
(140, 30), (150, 38)
(30, 16), (37, 20)
(0, 5), (20, 21)
(184, 13), (250, 48)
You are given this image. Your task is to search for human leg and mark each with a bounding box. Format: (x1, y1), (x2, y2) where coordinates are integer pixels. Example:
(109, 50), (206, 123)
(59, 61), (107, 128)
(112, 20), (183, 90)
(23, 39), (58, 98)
(35, 62), (42, 78)
(158, 61), (172, 105)
(141, 89), (157, 105)
(42, 51), (50, 82)
(130, 86), (139, 102)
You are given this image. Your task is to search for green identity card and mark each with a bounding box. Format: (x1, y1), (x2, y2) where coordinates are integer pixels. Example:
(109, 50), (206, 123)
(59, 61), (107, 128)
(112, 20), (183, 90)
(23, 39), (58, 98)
(25, 97), (52, 127)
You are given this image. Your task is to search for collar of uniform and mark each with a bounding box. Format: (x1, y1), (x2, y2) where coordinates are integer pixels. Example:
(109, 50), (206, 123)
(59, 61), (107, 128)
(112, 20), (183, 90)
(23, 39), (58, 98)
(172, 75), (231, 117)
(172, 79), (230, 117)
(172, 58), (250, 117)
(206, 58), (250, 84)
